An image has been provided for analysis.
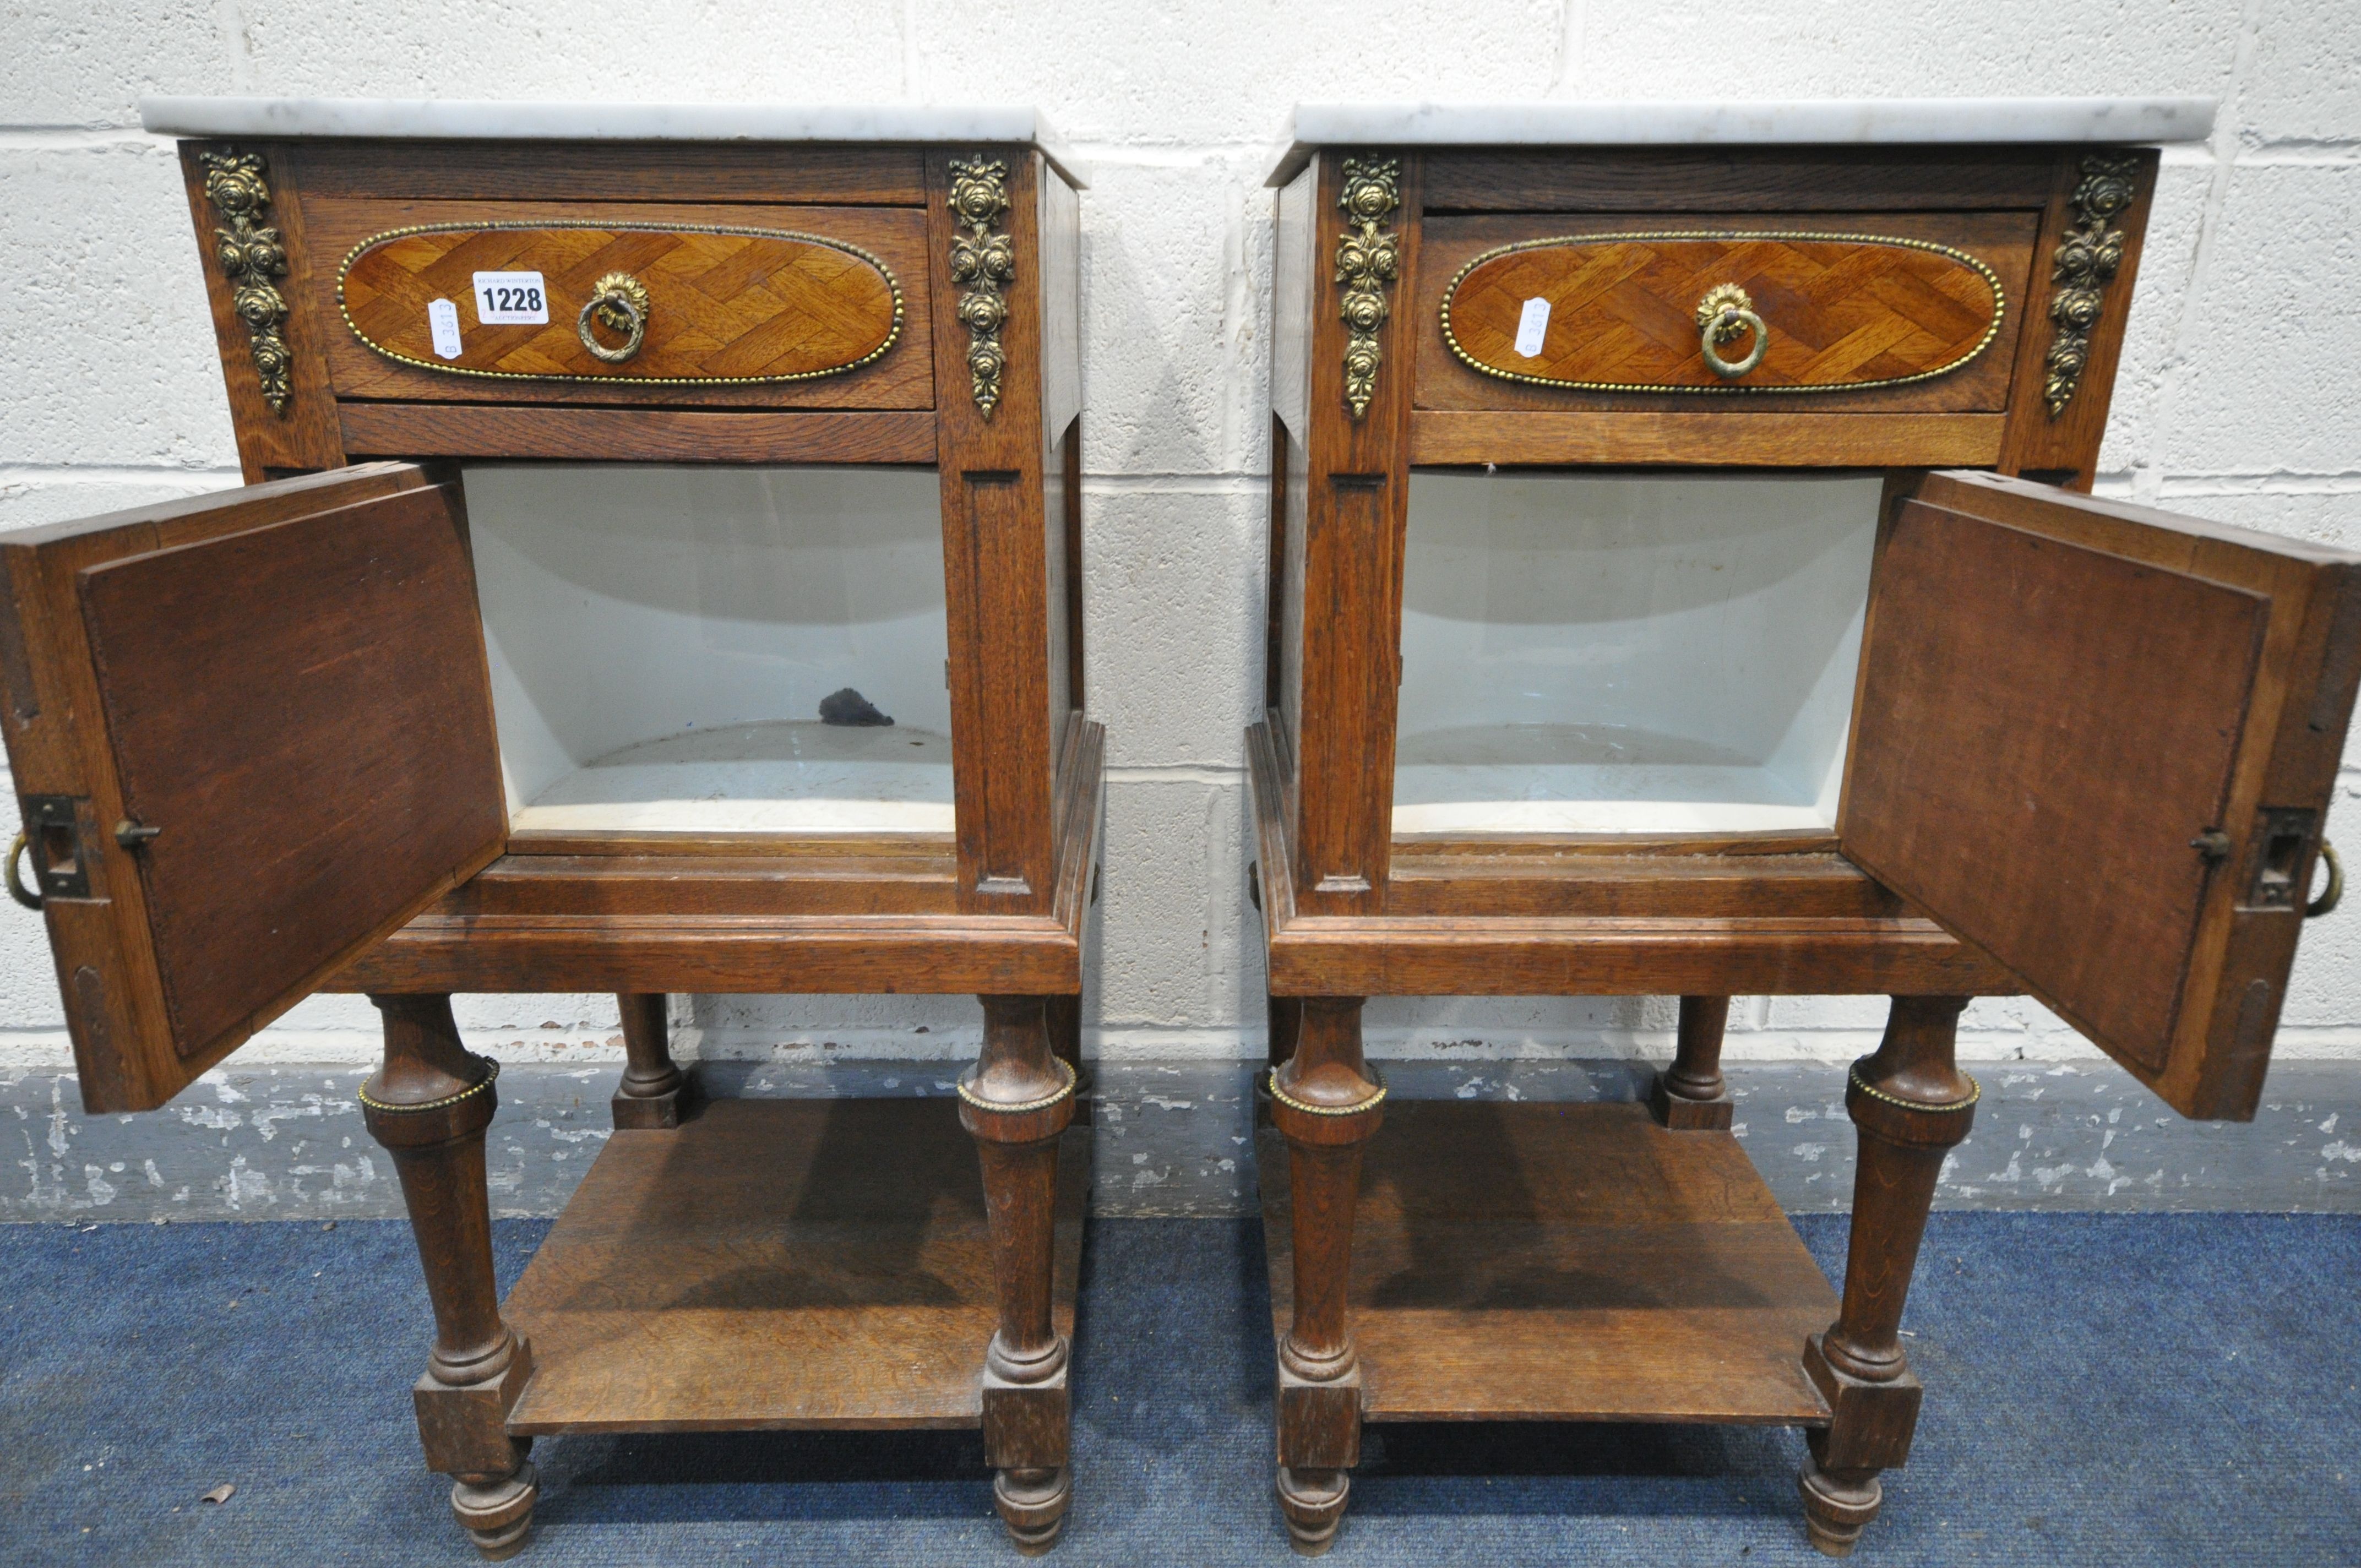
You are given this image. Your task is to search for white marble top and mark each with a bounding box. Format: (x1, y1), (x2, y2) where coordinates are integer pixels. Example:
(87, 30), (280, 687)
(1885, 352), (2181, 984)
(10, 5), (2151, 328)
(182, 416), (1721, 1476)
(138, 97), (1087, 187)
(1265, 98), (2215, 184)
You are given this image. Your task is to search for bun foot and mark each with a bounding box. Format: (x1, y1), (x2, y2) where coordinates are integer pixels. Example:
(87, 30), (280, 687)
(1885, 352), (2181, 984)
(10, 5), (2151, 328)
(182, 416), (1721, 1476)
(994, 1466), (1070, 1555)
(1277, 1466), (1349, 1555)
(1798, 1454), (1881, 1558)
(452, 1458), (538, 1561)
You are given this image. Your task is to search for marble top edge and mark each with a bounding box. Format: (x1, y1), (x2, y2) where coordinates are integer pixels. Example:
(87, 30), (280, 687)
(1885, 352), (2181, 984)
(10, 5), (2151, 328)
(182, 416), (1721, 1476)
(1264, 97), (2218, 184)
(136, 97), (1087, 186)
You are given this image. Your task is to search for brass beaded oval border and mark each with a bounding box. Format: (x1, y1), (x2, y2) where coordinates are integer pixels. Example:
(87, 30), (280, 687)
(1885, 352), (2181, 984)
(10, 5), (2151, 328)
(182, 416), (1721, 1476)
(1266, 1065), (1388, 1118)
(1439, 230), (2006, 396)
(956, 1057), (1079, 1115)
(336, 221), (905, 386)
(357, 1055), (500, 1114)
(1847, 1060), (1982, 1113)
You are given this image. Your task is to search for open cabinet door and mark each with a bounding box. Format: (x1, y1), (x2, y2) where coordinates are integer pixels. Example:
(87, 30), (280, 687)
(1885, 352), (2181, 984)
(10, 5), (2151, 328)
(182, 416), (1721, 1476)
(1840, 470), (2361, 1120)
(0, 465), (507, 1113)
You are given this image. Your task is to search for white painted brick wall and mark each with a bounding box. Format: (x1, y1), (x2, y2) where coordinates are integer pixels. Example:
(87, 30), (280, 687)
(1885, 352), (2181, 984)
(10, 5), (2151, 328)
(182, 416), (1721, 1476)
(2, 1), (2355, 1076)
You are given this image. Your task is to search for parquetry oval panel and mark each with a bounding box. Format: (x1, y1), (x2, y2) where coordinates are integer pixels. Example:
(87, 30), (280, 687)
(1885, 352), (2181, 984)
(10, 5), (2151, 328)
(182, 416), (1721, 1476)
(338, 222), (903, 385)
(1442, 231), (2005, 395)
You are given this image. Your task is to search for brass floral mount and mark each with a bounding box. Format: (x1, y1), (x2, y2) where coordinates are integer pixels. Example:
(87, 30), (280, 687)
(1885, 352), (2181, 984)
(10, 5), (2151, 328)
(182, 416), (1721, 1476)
(200, 150), (293, 415)
(2044, 155), (2137, 418)
(1334, 157), (1401, 420)
(947, 157), (1015, 418)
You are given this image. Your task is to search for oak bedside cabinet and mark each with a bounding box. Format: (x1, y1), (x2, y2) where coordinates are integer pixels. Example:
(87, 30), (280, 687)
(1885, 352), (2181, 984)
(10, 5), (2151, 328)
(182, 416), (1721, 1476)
(1248, 99), (2360, 1556)
(0, 99), (1098, 1557)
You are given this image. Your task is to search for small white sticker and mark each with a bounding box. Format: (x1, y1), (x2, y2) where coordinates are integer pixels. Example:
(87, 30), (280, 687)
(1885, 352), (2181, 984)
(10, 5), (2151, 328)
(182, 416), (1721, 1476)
(426, 298), (463, 360)
(1514, 297), (1552, 358)
(471, 271), (549, 325)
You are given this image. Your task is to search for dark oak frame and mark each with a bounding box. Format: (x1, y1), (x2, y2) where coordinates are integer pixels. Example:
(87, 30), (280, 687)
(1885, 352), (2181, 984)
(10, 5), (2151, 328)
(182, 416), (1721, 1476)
(1251, 142), (2361, 1556)
(0, 134), (1099, 1558)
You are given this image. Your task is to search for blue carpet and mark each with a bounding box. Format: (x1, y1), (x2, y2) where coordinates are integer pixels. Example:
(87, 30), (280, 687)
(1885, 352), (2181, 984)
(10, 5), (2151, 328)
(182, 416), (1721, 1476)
(3, 1212), (2357, 1565)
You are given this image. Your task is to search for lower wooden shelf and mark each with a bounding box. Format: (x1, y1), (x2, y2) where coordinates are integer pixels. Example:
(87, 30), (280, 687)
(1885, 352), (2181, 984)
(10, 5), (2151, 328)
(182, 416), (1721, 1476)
(503, 1097), (1088, 1435)
(1260, 1099), (1835, 1426)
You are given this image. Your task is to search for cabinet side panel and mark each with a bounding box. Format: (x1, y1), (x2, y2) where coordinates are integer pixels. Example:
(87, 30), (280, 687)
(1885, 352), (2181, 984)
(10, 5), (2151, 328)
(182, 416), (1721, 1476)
(1044, 420), (1078, 738)
(931, 149), (1055, 912)
(177, 141), (346, 480)
(1996, 149), (2159, 488)
(1273, 421), (1311, 832)
(1039, 168), (1082, 448)
(1291, 151), (1419, 912)
(1272, 165), (1316, 445)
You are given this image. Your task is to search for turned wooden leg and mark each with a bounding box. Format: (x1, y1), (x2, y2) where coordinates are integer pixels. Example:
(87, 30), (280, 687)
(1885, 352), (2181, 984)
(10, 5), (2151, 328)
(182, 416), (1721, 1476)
(1270, 996), (1383, 1555)
(960, 995), (1079, 1555)
(1798, 995), (1977, 1558)
(610, 992), (690, 1129)
(1045, 992), (1083, 1081)
(362, 995), (537, 1561)
(1268, 994), (1303, 1071)
(1651, 995), (1734, 1129)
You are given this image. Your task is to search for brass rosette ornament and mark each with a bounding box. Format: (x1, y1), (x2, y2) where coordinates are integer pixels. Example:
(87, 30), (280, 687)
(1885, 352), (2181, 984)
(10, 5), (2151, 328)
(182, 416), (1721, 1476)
(947, 157), (1016, 418)
(200, 150), (295, 413)
(2044, 156), (2136, 417)
(1334, 157), (1402, 419)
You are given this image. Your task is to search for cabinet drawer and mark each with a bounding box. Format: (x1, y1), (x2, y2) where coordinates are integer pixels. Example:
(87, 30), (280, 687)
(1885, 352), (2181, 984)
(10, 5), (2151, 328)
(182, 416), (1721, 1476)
(1415, 211), (2041, 415)
(305, 198), (934, 410)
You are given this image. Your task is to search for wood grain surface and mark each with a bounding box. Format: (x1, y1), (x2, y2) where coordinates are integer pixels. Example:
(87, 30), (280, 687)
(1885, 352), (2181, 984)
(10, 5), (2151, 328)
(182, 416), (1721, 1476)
(336, 404), (939, 464)
(1260, 1100), (1836, 1424)
(341, 222), (900, 383)
(1244, 721), (2012, 998)
(1842, 472), (2361, 1115)
(1849, 499), (2262, 1063)
(77, 482), (505, 1059)
(503, 1098), (1088, 1433)
(1416, 212), (2039, 415)
(1406, 409), (2005, 467)
(0, 466), (458, 1110)
(1445, 232), (2004, 393)
(306, 199), (932, 409)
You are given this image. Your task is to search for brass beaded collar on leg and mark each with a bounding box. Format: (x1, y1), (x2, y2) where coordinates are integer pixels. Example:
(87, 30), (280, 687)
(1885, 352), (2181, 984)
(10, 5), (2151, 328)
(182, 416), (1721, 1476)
(358, 1055), (500, 1114)
(956, 1057), (1078, 1115)
(1847, 1061), (1979, 1113)
(1266, 1065), (1387, 1118)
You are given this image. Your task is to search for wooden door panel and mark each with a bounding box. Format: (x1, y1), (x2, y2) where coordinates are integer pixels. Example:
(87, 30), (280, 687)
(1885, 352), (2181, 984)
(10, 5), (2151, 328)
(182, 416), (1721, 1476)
(1841, 471), (2361, 1118)
(0, 466), (507, 1111)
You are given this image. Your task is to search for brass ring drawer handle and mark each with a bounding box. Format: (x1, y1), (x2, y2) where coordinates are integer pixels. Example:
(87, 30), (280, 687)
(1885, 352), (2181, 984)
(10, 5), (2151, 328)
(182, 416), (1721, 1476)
(577, 271), (650, 364)
(1696, 283), (1768, 379)
(2309, 839), (2343, 918)
(6, 832), (39, 911)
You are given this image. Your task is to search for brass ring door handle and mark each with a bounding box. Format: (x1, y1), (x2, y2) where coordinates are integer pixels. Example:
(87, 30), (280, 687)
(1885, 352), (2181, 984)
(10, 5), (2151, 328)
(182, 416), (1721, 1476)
(2308, 839), (2343, 918)
(1696, 282), (1768, 379)
(7, 832), (41, 911)
(577, 271), (650, 364)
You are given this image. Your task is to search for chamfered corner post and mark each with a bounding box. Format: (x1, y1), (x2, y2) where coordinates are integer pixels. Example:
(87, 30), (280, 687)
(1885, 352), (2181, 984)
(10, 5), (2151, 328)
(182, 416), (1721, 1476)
(1799, 995), (1978, 1556)
(1269, 995), (1384, 1554)
(361, 994), (536, 1560)
(610, 992), (691, 1129)
(960, 994), (1080, 1554)
(1651, 994), (1736, 1129)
